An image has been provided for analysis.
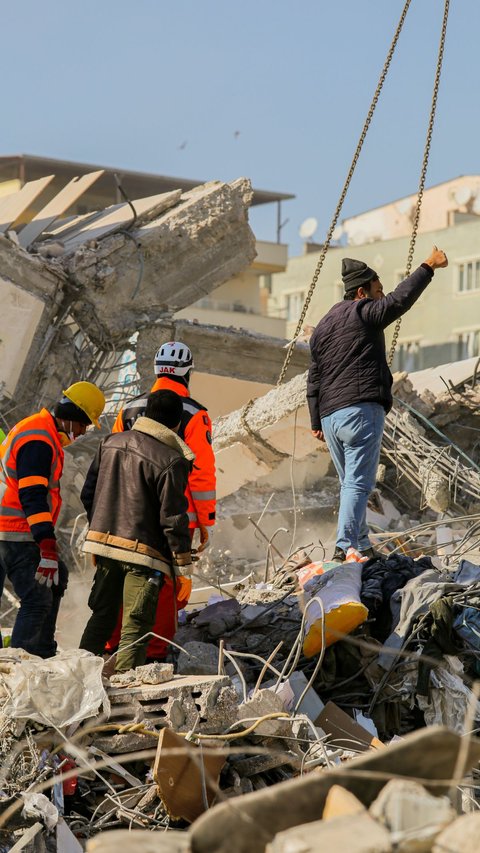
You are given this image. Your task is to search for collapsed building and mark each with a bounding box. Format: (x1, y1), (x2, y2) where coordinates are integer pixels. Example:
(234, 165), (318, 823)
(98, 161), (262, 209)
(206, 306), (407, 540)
(1, 166), (480, 851)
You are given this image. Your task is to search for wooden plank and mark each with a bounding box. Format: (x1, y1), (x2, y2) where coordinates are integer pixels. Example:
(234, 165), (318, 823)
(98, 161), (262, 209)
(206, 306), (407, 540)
(317, 701), (385, 751)
(18, 170), (104, 248)
(153, 727), (225, 823)
(0, 176), (54, 233)
(9, 822), (43, 851)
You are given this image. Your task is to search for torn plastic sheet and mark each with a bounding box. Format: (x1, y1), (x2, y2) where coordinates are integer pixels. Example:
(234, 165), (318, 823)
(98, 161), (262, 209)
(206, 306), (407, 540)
(0, 649), (109, 727)
(22, 792), (59, 830)
(416, 656), (480, 732)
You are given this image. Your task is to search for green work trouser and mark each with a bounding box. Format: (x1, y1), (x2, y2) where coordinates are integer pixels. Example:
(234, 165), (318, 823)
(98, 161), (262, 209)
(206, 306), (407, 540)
(79, 555), (164, 672)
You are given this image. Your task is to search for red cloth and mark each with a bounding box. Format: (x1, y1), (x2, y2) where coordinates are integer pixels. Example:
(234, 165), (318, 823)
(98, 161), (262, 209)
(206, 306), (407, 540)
(105, 576), (192, 659)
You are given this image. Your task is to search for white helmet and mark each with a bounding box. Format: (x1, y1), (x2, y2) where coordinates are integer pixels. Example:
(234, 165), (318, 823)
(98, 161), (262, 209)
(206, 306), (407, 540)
(154, 341), (194, 377)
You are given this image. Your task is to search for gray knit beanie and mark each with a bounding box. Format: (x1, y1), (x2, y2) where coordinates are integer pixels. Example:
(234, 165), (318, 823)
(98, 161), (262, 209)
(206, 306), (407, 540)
(341, 258), (378, 294)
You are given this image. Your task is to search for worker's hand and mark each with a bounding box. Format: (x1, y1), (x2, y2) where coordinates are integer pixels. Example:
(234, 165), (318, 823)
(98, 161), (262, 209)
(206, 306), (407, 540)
(196, 524), (209, 553)
(35, 538), (59, 588)
(174, 552), (192, 567)
(173, 551), (193, 577)
(425, 246), (448, 270)
(312, 429), (325, 442)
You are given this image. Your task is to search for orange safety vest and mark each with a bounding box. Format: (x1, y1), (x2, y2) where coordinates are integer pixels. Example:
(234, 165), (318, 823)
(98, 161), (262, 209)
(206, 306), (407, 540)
(0, 409), (64, 541)
(113, 377), (216, 529)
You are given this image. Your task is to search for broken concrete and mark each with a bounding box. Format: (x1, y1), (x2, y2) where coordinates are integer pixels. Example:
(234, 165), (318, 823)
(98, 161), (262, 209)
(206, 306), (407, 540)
(97, 674), (239, 750)
(87, 829), (190, 852)
(110, 662), (174, 687)
(66, 179), (256, 345)
(176, 642), (220, 676)
(1, 177), (256, 425)
(137, 319), (310, 387)
(189, 727), (480, 853)
(432, 812), (480, 852)
(266, 813), (392, 853)
(369, 780), (454, 852)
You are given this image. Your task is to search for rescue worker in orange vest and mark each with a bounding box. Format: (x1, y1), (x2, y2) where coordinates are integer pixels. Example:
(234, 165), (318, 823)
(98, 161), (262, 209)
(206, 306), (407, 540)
(107, 341), (216, 661)
(0, 382), (105, 657)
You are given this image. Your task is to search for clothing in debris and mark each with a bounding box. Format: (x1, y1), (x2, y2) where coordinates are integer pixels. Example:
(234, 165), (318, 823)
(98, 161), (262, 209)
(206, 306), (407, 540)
(0, 409), (66, 656)
(80, 415), (193, 671)
(361, 554), (433, 641)
(307, 263), (434, 553)
(113, 375), (216, 531)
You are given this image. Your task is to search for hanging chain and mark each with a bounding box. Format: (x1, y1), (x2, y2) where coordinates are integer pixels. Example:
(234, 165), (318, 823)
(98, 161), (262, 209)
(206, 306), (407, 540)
(277, 0), (413, 386)
(387, 0), (450, 366)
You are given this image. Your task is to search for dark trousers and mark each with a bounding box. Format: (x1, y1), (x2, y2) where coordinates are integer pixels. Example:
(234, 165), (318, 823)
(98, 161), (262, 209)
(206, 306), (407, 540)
(0, 540), (68, 657)
(79, 556), (164, 672)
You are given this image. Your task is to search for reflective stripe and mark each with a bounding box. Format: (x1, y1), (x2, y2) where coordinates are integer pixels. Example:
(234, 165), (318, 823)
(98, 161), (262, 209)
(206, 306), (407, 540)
(18, 476), (49, 489)
(3, 429), (55, 467)
(191, 490), (216, 501)
(182, 402), (201, 416)
(187, 512), (198, 521)
(0, 531), (34, 541)
(26, 511), (52, 525)
(0, 506), (25, 517)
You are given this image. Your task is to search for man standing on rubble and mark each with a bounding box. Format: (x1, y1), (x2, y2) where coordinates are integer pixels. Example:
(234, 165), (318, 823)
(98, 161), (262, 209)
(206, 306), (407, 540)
(79, 389), (194, 672)
(108, 340), (216, 662)
(0, 382), (105, 656)
(307, 247), (448, 562)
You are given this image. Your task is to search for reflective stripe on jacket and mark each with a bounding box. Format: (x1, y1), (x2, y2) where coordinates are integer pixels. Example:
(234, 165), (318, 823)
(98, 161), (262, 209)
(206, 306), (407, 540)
(113, 377), (216, 528)
(0, 409), (64, 541)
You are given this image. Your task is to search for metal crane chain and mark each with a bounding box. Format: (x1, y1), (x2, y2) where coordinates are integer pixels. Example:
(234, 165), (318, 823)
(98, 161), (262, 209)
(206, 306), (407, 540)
(388, 0), (450, 367)
(277, 0), (413, 386)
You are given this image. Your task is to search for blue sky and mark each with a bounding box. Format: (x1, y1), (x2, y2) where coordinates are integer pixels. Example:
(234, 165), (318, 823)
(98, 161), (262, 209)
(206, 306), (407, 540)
(2, 0), (478, 254)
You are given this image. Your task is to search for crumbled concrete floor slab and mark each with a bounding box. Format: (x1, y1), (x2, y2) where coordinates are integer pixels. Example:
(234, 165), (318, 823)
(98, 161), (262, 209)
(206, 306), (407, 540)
(110, 663), (174, 687)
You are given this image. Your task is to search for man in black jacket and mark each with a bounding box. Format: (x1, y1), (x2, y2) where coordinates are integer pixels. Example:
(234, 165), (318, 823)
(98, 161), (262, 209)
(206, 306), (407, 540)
(79, 390), (194, 671)
(307, 247), (448, 561)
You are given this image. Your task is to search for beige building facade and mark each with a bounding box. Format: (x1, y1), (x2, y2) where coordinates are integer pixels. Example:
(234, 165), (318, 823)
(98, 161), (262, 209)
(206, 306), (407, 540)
(270, 178), (480, 372)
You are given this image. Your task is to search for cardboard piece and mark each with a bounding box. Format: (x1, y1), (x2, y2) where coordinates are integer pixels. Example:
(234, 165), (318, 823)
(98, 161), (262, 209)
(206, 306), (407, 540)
(316, 701), (385, 752)
(153, 727), (225, 823)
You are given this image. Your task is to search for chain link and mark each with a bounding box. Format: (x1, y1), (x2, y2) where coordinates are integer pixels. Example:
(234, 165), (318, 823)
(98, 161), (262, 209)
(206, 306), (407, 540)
(277, 0), (413, 386)
(388, 0), (450, 367)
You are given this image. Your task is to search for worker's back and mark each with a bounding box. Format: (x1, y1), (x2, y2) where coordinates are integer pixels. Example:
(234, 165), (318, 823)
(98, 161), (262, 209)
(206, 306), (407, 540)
(309, 299), (392, 422)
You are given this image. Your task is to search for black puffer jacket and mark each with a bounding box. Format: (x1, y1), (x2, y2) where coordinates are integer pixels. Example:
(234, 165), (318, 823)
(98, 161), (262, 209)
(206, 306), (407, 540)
(81, 418), (194, 572)
(307, 264), (433, 429)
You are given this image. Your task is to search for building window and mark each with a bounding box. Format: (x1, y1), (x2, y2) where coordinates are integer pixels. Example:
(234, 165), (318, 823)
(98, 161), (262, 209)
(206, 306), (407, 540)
(457, 330), (480, 359)
(397, 341), (421, 372)
(457, 260), (480, 292)
(285, 292), (305, 322)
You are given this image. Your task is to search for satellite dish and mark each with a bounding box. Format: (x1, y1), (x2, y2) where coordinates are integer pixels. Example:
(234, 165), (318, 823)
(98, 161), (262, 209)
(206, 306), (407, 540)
(299, 217), (318, 240)
(454, 186), (472, 206)
(332, 225), (344, 241)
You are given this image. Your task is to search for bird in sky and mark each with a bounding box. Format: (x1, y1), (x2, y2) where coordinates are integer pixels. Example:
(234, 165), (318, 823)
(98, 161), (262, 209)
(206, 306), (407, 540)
(178, 140), (187, 150)
(233, 130), (241, 139)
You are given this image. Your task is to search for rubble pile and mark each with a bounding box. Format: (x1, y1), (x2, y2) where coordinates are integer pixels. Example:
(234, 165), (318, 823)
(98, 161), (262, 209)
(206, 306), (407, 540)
(2, 550), (480, 850)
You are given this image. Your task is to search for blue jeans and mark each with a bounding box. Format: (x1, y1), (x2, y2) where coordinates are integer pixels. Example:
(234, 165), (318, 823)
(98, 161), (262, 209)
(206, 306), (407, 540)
(0, 540), (68, 657)
(322, 402), (385, 552)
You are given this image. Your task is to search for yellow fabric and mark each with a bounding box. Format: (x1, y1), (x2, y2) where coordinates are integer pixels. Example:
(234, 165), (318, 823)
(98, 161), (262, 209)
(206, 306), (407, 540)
(303, 602), (368, 658)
